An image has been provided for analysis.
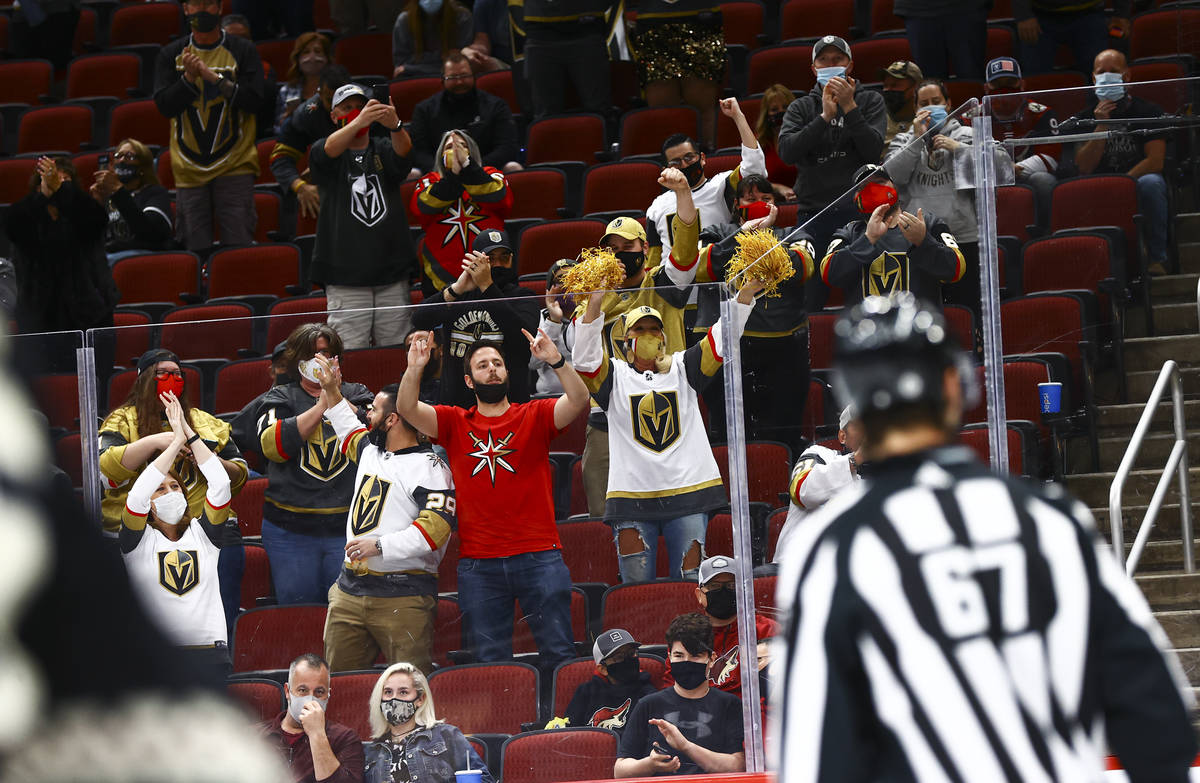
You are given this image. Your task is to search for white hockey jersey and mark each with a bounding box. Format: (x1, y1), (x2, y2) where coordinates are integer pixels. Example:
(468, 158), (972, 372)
(773, 443), (861, 563)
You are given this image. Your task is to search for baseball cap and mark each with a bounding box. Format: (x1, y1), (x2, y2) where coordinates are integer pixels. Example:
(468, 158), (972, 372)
(593, 628), (639, 664)
(601, 216), (646, 244)
(271, 340), (289, 362)
(137, 349), (181, 375)
(811, 35), (851, 63)
(881, 60), (923, 82)
(472, 228), (512, 255)
(985, 56), (1022, 83)
(839, 404), (856, 430)
(698, 555), (738, 585)
(331, 83), (368, 108)
(623, 304), (663, 330)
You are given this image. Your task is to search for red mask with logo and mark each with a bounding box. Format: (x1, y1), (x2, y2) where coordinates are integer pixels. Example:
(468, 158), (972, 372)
(737, 200), (772, 223)
(854, 182), (898, 214)
(337, 107), (370, 138)
(156, 373), (185, 399)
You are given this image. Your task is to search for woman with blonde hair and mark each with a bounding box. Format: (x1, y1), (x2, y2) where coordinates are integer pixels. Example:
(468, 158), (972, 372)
(275, 32), (332, 133)
(90, 137), (173, 263)
(754, 84), (797, 201)
(363, 662), (495, 783)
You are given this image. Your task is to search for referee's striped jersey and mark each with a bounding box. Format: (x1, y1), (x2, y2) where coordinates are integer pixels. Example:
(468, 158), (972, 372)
(771, 445), (1197, 783)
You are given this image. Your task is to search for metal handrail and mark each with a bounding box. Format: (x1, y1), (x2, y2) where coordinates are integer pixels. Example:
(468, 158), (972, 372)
(1110, 360), (1193, 576)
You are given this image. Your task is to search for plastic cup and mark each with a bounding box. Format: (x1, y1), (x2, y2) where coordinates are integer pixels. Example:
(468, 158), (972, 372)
(1038, 382), (1062, 414)
(455, 771), (483, 783)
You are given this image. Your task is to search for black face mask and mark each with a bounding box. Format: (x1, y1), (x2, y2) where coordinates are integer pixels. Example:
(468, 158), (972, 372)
(680, 158), (704, 188)
(705, 585), (737, 620)
(768, 111), (785, 127)
(882, 89), (908, 115)
(114, 163), (139, 183)
(473, 378), (509, 404)
(671, 659), (709, 690)
(605, 656), (640, 685)
(187, 11), (221, 32)
(444, 87), (476, 107)
(615, 250), (645, 279)
(490, 266), (516, 288)
(367, 421), (390, 448)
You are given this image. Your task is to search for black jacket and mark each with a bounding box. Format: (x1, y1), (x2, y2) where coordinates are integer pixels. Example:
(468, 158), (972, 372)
(407, 88), (520, 174)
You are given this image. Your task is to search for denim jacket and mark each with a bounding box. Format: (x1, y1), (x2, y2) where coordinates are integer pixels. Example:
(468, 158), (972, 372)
(364, 723), (494, 783)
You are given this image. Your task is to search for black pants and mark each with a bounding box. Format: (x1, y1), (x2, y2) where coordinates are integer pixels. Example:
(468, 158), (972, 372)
(702, 329), (811, 456)
(524, 32), (611, 119)
(903, 12), (987, 80)
(796, 202), (861, 313)
(232, 0), (314, 38)
(11, 8), (79, 71)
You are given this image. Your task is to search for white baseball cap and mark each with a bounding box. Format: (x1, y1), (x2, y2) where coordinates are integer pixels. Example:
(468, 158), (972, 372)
(331, 83), (368, 108)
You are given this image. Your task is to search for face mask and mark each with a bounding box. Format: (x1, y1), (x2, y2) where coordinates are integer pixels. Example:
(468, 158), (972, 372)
(1094, 71), (1125, 102)
(704, 585), (737, 620)
(882, 89), (907, 115)
(287, 694), (328, 725)
(854, 182), (898, 214)
(336, 107), (369, 138)
(473, 378), (508, 405)
(815, 66), (846, 88)
(629, 334), (664, 362)
(419, 0), (444, 14)
(615, 250), (645, 279)
(670, 659), (709, 691)
(187, 11), (221, 33)
(114, 163), (139, 183)
(605, 657), (640, 685)
(737, 200), (771, 223)
(987, 89), (1021, 118)
(156, 373), (185, 399)
(297, 358), (323, 384)
(767, 110), (784, 128)
(381, 697), (419, 726)
(680, 158), (704, 188)
(299, 53), (327, 76)
(367, 421), (390, 448)
(924, 104), (948, 128)
(152, 490), (188, 525)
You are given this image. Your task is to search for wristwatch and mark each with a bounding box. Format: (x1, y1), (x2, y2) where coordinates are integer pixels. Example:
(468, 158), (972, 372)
(549, 355), (566, 369)
(391, 120), (404, 132)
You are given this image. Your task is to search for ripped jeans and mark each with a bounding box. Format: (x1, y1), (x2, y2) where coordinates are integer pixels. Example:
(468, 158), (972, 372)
(612, 514), (707, 583)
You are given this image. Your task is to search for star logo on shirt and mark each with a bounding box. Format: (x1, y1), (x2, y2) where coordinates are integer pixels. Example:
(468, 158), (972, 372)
(467, 430), (516, 484)
(438, 199), (488, 248)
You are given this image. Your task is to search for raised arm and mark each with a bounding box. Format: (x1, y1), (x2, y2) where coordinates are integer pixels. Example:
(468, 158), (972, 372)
(524, 327), (589, 430)
(398, 335), (440, 438)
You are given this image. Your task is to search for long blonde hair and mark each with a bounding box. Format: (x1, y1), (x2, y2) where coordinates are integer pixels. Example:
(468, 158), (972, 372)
(755, 84), (796, 145)
(368, 663), (442, 739)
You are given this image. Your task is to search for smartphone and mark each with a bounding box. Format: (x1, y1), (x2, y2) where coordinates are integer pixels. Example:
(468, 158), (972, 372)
(651, 742), (676, 760)
(98, 153), (109, 170)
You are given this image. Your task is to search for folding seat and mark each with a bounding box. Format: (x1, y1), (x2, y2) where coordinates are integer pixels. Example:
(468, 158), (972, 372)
(505, 167), (567, 221)
(985, 26), (1015, 61)
(549, 404), (588, 455)
(333, 33), (392, 78)
(610, 60), (641, 111)
(476, 70), (521, 115)
(241, 542), (273, 609)
(207, 243), (300, 302)
(959, 423), (1035, 477)
(947, 79), (985, 107)
(251, 190), (282, 243)
(512, 588), (589, 654)
(721, 1), (766, 49)
(433, 596), (463, 667)
(706, 512), (734, 557)
(1001, 292), (1098, 413)
(256, 39), (297, 83)
(995, 183), (1038, 243)
(438, 532), (461, 594)
(850, 37), (911, 80)
(157, 149), (175, 190)
(1049, 175), (1141, 283)
(1130, 9), (1200, 61)
(743, 440), (793, 506)
(702, 153), (741, 179)
(71, 6), (97, 56)
(802, 376), (835, 442)
(567, 460), (589, 517)
(231, 604), (328, 673)
(517, 219), (606, 279)
(617, 106), (700, 158)
(870, 1), (905, 35)
(427, 662), (540, 734)
(500, 728), (619, 783)
(339, 347), (408, 394)
(160, 303), (254, 362)
(780, 0), (855, 40)
(525, 114), (606, 166)
(17, 104), (93, 154)
(255, 139), (278, 186)
(551, 655), (667, 718)
(112, 309), (152, 367)
(325, 672), (381, 740)
(0, 158), (39, 205)
(214, 357), (272, 415)
(766, 506), (788, 562)
(581, 161), (661, 217)
(749, 43), (817, 95)
(231, 476), (267, 539)
(715, 95), (762, 150)
(1021, 233), (1121, 303)
(107, 365), (202, 413)
(33, 374), (80, 430)
(557, 519), (620, 586)
(942, 304), (977, 355)
(65, 53), (141, 100)
(54, 432), (84, 487)
(389, 77), (444, 117)
(109, 3), (183, 46)
(0, 59), (54, 106)
(227, 679), (285, 723)
(808, 311), (837, 370)
(1128, 59), (1191, 113)
(989, 0), (1013, 19)
(600, 581), (700, 645)
(265, 295), (328, 353)
(518, 275), (548, 296)
(72, 151), (106, 188)
(112, 252), (201, 307)
(754, 573), (778, 615)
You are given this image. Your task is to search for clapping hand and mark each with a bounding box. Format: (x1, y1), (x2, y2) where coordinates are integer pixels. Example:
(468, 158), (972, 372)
(897, 208), (926, 246)
(36, 157), (61, 198)
(865, 203), (891, 243)
(161, 392), (187, 443)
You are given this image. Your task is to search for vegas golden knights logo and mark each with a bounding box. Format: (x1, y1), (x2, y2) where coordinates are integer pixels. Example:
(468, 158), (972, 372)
(630, 390), (680, 452)
(865, 252), (909, 297)
(351, 475), (392, 536)
(301, 424), (349, 481)
(158, 549), (199, 596)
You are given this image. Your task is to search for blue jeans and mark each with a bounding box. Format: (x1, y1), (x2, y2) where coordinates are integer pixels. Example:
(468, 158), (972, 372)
(217, 544), (245, 640)
(457, 550), (576, 670)
(612, 514), (708, 583)
(1019, 10), (1109, 75)
(261, 519), (345, 605)
(1136, 173), (1168, 265)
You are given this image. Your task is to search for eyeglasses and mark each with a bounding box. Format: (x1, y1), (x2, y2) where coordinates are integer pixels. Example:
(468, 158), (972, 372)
(112, 151), (138, 161)
(665, 151), (699, 168)
(154, 370), (183, 380)
(443, 73), (473, 82)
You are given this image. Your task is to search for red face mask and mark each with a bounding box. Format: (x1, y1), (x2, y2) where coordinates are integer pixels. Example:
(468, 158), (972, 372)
(156, 373), (185, 399)
(337, 107), (370, 138)
(987, 89), (1022, 118)
(737, 200), (772, 223)
(854, 182), (898, 214)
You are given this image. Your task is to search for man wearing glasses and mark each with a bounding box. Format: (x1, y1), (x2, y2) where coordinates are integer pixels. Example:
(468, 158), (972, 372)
(405, 54), (523, 179)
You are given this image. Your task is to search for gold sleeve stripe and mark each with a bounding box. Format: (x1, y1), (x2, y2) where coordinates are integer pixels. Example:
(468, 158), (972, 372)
(418, 189), (456, 210)
(202, 501), (232, 527)
(580, 357), (609, 394)
(792, 243), (815, 283)
(948, 245), (966, 283)
(122, 506), (148, 531)
(341, 428), (368, 455)
(727, 163), (743, 192)
(269, 142), (303, 163)
(789, 467), (814, 507)
(414, 510), (452, 550)
(421, 252), (454, 291)
(260, 421), (289, 462)
(463, 178), (505, 197)
(820, 251), (835, 286)
(700, 329), (723, 376)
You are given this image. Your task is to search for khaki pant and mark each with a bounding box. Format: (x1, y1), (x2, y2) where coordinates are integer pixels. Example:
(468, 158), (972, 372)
(581, 424), (609, 518)
(326, 280), (413, 351)
(324, 583), (436, 674)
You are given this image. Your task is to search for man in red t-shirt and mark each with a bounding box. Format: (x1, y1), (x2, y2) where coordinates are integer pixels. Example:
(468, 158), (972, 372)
(398, 330), (590, 669)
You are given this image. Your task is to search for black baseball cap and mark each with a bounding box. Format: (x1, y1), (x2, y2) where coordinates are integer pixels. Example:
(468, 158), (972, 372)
(472, 229), (513, 255)
(137, 349), (181, 374)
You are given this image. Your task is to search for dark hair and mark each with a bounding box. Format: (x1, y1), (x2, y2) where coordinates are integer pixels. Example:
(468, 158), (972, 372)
(666, 612), (714, 656)
(289, 652), (329, 681)
(320, 64), (351, 91)
(221, 13), (250, 29)
(27, 156), (76, 194)
(286, 32), (333, 85)
(737, 174), (774, 199)
(462, 340), (505, 376)
(378, 382), (418, 433)
(282, 323), (344, 378)
(916, 78), (950, 103)
(860, 398), (945, 442)
(661, 133), (698, 158)
(121, 357), (199, 441)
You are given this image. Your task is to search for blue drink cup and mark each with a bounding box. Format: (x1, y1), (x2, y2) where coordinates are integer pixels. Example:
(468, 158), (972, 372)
(1038, 382), (1062, 414)
(455, 771), (483, 783)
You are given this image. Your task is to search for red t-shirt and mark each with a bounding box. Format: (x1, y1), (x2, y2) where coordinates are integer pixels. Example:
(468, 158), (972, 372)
(434, 398), (562, 558)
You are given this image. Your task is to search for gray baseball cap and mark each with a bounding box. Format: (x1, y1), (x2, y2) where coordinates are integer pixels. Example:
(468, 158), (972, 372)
(593, 628), (639, 664)
(812, 35), (851, 63)
(698, 555), (738, 585)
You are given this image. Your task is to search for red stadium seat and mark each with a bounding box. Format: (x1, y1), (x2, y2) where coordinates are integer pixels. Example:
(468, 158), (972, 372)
(1049, 175), (1141, 276)
(780, 0), (854, 40)
(1022, 71), (1088, 117)
(582, 161), (661, 216)
(265, 295), (328, 351)
(850, 37), (912, 80)
(214, 357), (272, 414)
(65, 53), (141, 100)
(438, 532), (460, 594)
(257, 39), (297, 83)
(600, 581), (699, 645)
(995, 183), (1038, 242)
(715, 96), (761, 150)
(618, 106), (700, 157)
(325, 671), (380, 740)
(112, 309), (152, 367)
(548, 403), (587, 455)
(241, 542), (273, 609)
(208, 243), (300, 301)
(0, 59), (54, 106)
(947, 79), (985, 107)
(766, 506), (787, 562)
(109, 3), (184, 46)
(985, 26), (1015, 61)
(427, 663), (540, 735)
(744, 440), (793, 506)
(942, 304), (977, 355)
(157, 149), (175, 190)
(227, 679), (285, 722)
(557, 519), (620, 585)
(160, 303), (254, 361)
(232, 477), (268, 538)
(54, 432), (83, 487)
(517, 219), (607, 279)
(512, 588), (589, 654)
(72, 151), (106, 189)
(389, 77), (443, 117)
(551, 655), (667, 717)
(959, 424), (1028, 476)
(72, 7), (97, 56)
(706, 513), (733, 557)
(808, 311), (837, 370)
(721, 1), (766, 48)
(963, 357), (1052, 430)
(17, 104), (93, 154)
(1001, 293), (1093, 395)
(748, 44), (815, 102)
(500, 728), (619, 783)
(33, 374), (80, 430)
(1130, 9), (1200, 61)
(333, 33), (391, 77)
(567, 460), (589, 517)
(433, 597), (463, 668)
(0, 158), (40, 205)
(338, 347), (407, 394)
(754, 574), (777, 614)
(525, 114), (606, 166)
(1021, 234), (1119, 299)
(232, 604), (328, 673)
(802, 377), (833, 441)
(476, 70), (521, 115)
(112, 252), (201, 307)
(506, 167), (567, 221)
(870, 0), (905, 34)
(107, 366), (202, 414)
(1127, 60), (1190, 113)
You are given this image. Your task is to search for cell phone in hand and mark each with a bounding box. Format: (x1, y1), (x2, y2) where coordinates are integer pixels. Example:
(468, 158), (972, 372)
(651, 742), (676, 759)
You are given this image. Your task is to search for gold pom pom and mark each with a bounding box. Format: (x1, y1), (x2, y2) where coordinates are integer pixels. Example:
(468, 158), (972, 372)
(563, 247), (626, 301)
(725, 229), (795, 298)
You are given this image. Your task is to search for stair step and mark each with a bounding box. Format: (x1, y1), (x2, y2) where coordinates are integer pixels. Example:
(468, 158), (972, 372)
(1097, 433), (1200, 471)
(1175, 646), (1200, 686)
(1149, 273), (1200, 305)
(1096, 399), (1200, 435)
(1064, 467), (1200, 508)
(1091, 503), (1200, 542)
(1126, 302), (1198, 338)
(1123, 334), (1200, 372)
(1176, 215), (1200, 244)
(1124, 367), (1200, 401)
(1135, 572), (1200, 611)
(1154, 609), (1200, 648)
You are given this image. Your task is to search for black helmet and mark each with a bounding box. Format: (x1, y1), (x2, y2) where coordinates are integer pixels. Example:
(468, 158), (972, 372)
(832, 293), (964, 417)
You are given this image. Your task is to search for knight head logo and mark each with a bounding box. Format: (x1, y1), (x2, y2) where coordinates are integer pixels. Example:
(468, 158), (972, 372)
(630, 390), (680, 452)
(351, 474), (392, 536)
(350, 173), (388, 227)
(158, 549), (199, 596)
(866, 252), (909, 298)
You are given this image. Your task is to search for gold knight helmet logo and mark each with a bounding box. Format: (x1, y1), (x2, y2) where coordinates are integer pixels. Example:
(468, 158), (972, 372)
(158, 549), (199, 596)
(351, 475), (393, 536)
(866, 252), (909, 297)
(301, 424), (349, 481)
(630, 390), (680, 452)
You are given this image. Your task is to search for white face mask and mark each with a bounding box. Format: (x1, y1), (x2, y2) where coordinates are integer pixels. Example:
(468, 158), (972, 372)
(297, 358), (322, 384)
(151, 491), (188, 525)
(288, 693), (328, 724)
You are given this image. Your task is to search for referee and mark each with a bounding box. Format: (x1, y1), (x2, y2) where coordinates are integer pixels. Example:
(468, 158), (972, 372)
(771, 293), (1196, 783)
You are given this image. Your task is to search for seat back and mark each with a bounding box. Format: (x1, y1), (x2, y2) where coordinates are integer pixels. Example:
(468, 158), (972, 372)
(113, 252), (201, 307)
(65, 53), (141, 100)
(339, 347), (408, 395)
(427, 663), (540, 735)
(995, 183), (1037, 242)
(0, 59), (54, 106)
(766, 506), (788, 562)
(325, 671), (380, 740)
(208, 243), (300, 300)
(942, 304), (977, 355)
(240, 542), (272, 610)
(780, 0), (853, 39)
(600, 581), (699, 645)
(1021, 234), (1117, 296)
(332, 32), (392, 77)
(506, 167), (567, 221)
(500, 728), (619, 783)
(265, 295), (328, 350)
(0, 158), (40, 205)
(389, 77), (443, 116)
(748, 43), (815, 94)
(232, 604), (328, 673)
(557, 519), (620, 585)
(513, 587), (589, 654)
(109, 98), (171, 148)
(959, 424), (1026, 476)
(720, 1), (765, 48)
(433, 596), (463, 667)
(1130, 9), (1200, 60)
(582, 161), (662, 217)
(256, 39), (297, 80)
(1049, 176), (1139, 271)
(1127, 60), (1191, 113)
(112, 309), (152, 367)
(849, 37), (912, 80)
(214, 357), (272, 414)
(110, 3), (183, 46)
(18, 105), (93, 154)
(476, 70), (521, 114)
(869, 0), (905, 34)
(232, 476), (268, 538)
(551, 655), (667, 717)
(160, 303), (254, 361)
(33, 374), (80, 430)
(54, 432), (83, 487)
(227, 679), (285, 723)
(517, 219), (606, 278)
(526, 114), (606, 166)
(618, 106), (700, 157)
(1000, 293), (1088, 388)
(808, 311), (837, 370)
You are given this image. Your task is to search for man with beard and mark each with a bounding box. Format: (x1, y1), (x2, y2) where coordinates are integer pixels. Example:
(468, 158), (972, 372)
(983, 56), (1061, 226)
(879, 60), (923, 148)
(406, 53), (522, 178)
(396, 327), (590, 672)
(314, 368), (455, 675)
